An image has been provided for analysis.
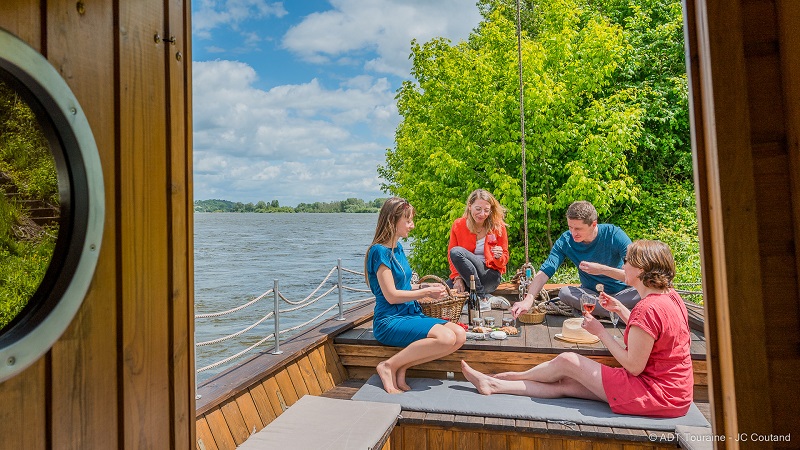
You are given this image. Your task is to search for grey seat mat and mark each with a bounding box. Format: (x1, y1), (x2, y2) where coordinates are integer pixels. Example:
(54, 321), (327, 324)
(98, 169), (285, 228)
(352, 375), (709, 432)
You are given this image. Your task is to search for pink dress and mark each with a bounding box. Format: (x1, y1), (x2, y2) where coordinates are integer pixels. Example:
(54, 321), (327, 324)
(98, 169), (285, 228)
(601, 289), (694, 418)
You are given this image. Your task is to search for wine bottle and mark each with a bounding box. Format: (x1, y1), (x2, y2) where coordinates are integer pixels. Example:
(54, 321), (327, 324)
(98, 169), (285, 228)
(469, 275), (480, 323)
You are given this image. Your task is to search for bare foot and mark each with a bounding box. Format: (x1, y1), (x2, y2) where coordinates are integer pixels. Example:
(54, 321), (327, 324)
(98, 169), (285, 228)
(377, 361), (402, 394)
(396, 367), (411, 391)
(461, 360), (496, 395)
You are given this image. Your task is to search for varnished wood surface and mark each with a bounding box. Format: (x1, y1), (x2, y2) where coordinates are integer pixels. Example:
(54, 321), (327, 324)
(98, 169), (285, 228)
(195, 342), (353, 449)
(0, 1), (194, 448)
(195, 300), (373, 415)
(335, 310), (707, 359)
(334, 308), (709, 402)
(47, 1), (120, 448)
(690, 0), (800, 442)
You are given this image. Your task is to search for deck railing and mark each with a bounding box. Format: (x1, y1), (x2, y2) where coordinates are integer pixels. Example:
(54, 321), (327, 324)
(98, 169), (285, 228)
(194, 258), (374, 377)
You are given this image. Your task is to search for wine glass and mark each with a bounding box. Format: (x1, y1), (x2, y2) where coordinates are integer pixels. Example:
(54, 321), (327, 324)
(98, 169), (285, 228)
(609, 311), (619, 332)
(580, 294), (597, 316)
(486, 233), (497, 246)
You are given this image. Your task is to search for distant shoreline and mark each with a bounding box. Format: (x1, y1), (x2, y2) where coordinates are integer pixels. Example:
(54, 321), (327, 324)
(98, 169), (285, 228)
(194, 197), (387, 214)
(194, 210), (378, 214)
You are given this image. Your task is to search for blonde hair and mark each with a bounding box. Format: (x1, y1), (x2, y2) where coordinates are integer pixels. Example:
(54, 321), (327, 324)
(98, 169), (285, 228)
(463, 189), (506, 234)
(626, 240), (676, 290)
(364, 197), (415, 286)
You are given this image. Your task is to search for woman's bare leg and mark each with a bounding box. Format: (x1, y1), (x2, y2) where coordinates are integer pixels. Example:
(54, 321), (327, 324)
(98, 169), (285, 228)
(395, 323), (466, 390)
(377, 323), (465, 394)
(461, 353), (608, 402)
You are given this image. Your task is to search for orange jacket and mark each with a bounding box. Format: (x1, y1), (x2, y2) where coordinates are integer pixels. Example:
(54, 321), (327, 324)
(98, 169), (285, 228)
(447, 217), (510, 281)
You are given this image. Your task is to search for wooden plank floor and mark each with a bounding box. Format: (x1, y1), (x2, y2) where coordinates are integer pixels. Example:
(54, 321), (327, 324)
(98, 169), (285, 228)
(336, 308), (707, 360)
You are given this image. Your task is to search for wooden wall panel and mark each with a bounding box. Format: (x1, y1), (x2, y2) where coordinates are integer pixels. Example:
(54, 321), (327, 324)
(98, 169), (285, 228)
(46, 1), (119, 448)
(772, 0), (800, 438)
(0, 1), (193, 448)
(690, 0), (800, 445)
(118, 0), (170, 448)
(0, 360), (46, 449)
(0, 0), (40, 51)
(778, 0), (800, 301)
(166, 0), (195, 448)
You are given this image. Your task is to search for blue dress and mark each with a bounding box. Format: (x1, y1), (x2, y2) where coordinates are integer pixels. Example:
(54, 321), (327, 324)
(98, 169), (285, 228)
(367, 243), (446, 347)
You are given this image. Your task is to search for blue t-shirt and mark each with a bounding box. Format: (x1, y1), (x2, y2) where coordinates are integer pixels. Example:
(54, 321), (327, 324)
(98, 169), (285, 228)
(367, 242), (422, 323)
(539, 224), (631, 294)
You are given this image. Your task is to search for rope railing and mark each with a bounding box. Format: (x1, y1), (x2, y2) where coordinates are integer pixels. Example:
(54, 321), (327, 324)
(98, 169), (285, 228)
(194, 289), (273, 318)
(341, 285), (371, 293)
(278, 285), (337, 313)
(195, 311), (275, 347)
(278, 266), (338, 305)
(195, 259), (375, 379)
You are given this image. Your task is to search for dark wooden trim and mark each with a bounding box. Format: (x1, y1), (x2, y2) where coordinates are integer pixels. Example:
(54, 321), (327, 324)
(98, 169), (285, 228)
(195, 301), (374, 416)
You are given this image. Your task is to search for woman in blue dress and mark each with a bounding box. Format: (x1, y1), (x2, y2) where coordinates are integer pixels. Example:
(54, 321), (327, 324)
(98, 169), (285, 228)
(365, 197), (467, 393)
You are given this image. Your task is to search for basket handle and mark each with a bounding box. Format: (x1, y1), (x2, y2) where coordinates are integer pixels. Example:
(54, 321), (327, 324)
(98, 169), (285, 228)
(417, 274), (454, 298)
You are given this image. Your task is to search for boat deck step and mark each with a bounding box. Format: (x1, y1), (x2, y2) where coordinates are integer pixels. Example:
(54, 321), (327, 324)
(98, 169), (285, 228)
(235, 395), (400, 450)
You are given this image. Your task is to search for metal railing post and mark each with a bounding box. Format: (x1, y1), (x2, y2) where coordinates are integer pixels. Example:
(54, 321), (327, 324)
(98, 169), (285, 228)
(337, 258), (345, 320)
(270, 279), (283, 354)
(194, 330), (201, 399)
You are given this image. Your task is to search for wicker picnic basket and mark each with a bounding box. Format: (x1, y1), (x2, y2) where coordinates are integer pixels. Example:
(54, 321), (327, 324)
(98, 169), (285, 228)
(518, 288), (550, 324)
(417, 274), (468, 323)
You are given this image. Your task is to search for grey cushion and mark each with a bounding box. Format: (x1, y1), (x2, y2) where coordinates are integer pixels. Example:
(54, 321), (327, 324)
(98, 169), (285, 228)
(237, 395), (401, 449)
(352, 375), (710, 432)
(675, 425), (715, 450)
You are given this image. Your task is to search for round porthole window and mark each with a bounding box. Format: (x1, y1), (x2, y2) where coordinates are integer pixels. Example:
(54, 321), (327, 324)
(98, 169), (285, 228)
(0, 29), (104, 382)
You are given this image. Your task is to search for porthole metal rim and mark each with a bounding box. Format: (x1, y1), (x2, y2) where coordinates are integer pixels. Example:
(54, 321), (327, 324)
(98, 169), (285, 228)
(0, 29), (104, 382)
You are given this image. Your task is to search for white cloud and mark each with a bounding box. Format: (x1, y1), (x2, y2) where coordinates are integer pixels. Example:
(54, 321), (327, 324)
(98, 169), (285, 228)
(191, 1), (483, 205)
(193, 59), (397, 205)
(193, 0), (288, 39)
(282, 0), (481, 77)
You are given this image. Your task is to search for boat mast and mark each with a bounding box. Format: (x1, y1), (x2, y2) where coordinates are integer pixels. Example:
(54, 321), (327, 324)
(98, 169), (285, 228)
(515, 0), (530, 267)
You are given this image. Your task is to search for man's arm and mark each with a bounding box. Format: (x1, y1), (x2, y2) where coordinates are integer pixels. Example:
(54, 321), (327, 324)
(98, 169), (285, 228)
(578, 261), (625, 282)
(510, 271), (550, 318)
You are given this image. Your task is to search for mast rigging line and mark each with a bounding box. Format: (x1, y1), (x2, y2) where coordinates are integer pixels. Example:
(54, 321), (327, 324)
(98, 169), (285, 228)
(515, 0), (530, 266)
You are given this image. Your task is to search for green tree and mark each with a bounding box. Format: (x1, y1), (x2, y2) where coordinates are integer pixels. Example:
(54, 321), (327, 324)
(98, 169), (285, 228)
(382, 0), (641, 276)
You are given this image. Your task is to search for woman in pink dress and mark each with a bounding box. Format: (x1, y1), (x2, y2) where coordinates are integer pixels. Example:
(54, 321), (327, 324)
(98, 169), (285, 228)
(462, 240), (693, 418)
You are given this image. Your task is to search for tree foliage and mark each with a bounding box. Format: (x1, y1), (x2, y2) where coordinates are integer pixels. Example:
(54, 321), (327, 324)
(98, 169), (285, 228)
(384, 0), (646, 276)
(194, 197), (388, 213)
(381, 0), (697, 296)
(0, 80), (59, 329)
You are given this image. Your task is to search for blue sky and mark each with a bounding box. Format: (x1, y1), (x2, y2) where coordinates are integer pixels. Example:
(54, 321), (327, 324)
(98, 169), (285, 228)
(191, 0), (483, 206)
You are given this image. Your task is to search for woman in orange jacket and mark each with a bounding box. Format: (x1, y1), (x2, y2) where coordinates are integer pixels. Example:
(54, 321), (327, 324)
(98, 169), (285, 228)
(447, 189), (509, 300)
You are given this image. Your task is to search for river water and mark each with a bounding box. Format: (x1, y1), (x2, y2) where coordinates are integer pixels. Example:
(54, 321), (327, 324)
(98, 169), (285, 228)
(194, 212), (399, 383)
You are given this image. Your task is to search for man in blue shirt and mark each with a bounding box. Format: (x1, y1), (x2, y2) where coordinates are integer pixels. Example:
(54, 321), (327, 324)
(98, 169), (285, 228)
(510, 201), (639, 318)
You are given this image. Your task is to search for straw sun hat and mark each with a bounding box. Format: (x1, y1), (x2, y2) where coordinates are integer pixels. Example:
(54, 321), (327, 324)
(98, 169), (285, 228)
(554, 318), (600, 344)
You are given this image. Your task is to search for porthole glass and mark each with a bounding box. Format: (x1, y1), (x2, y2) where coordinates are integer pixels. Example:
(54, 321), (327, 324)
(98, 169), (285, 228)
(0, 77), (60, 332)
(0, 29), (104, 382)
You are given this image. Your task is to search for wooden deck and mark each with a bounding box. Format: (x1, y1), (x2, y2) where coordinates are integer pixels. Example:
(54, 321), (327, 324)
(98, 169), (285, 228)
(336, 310), (706, 357)
(196, 296), (709, 449)
(334, 304), (708, 401)
(331, 302), (710, 449)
